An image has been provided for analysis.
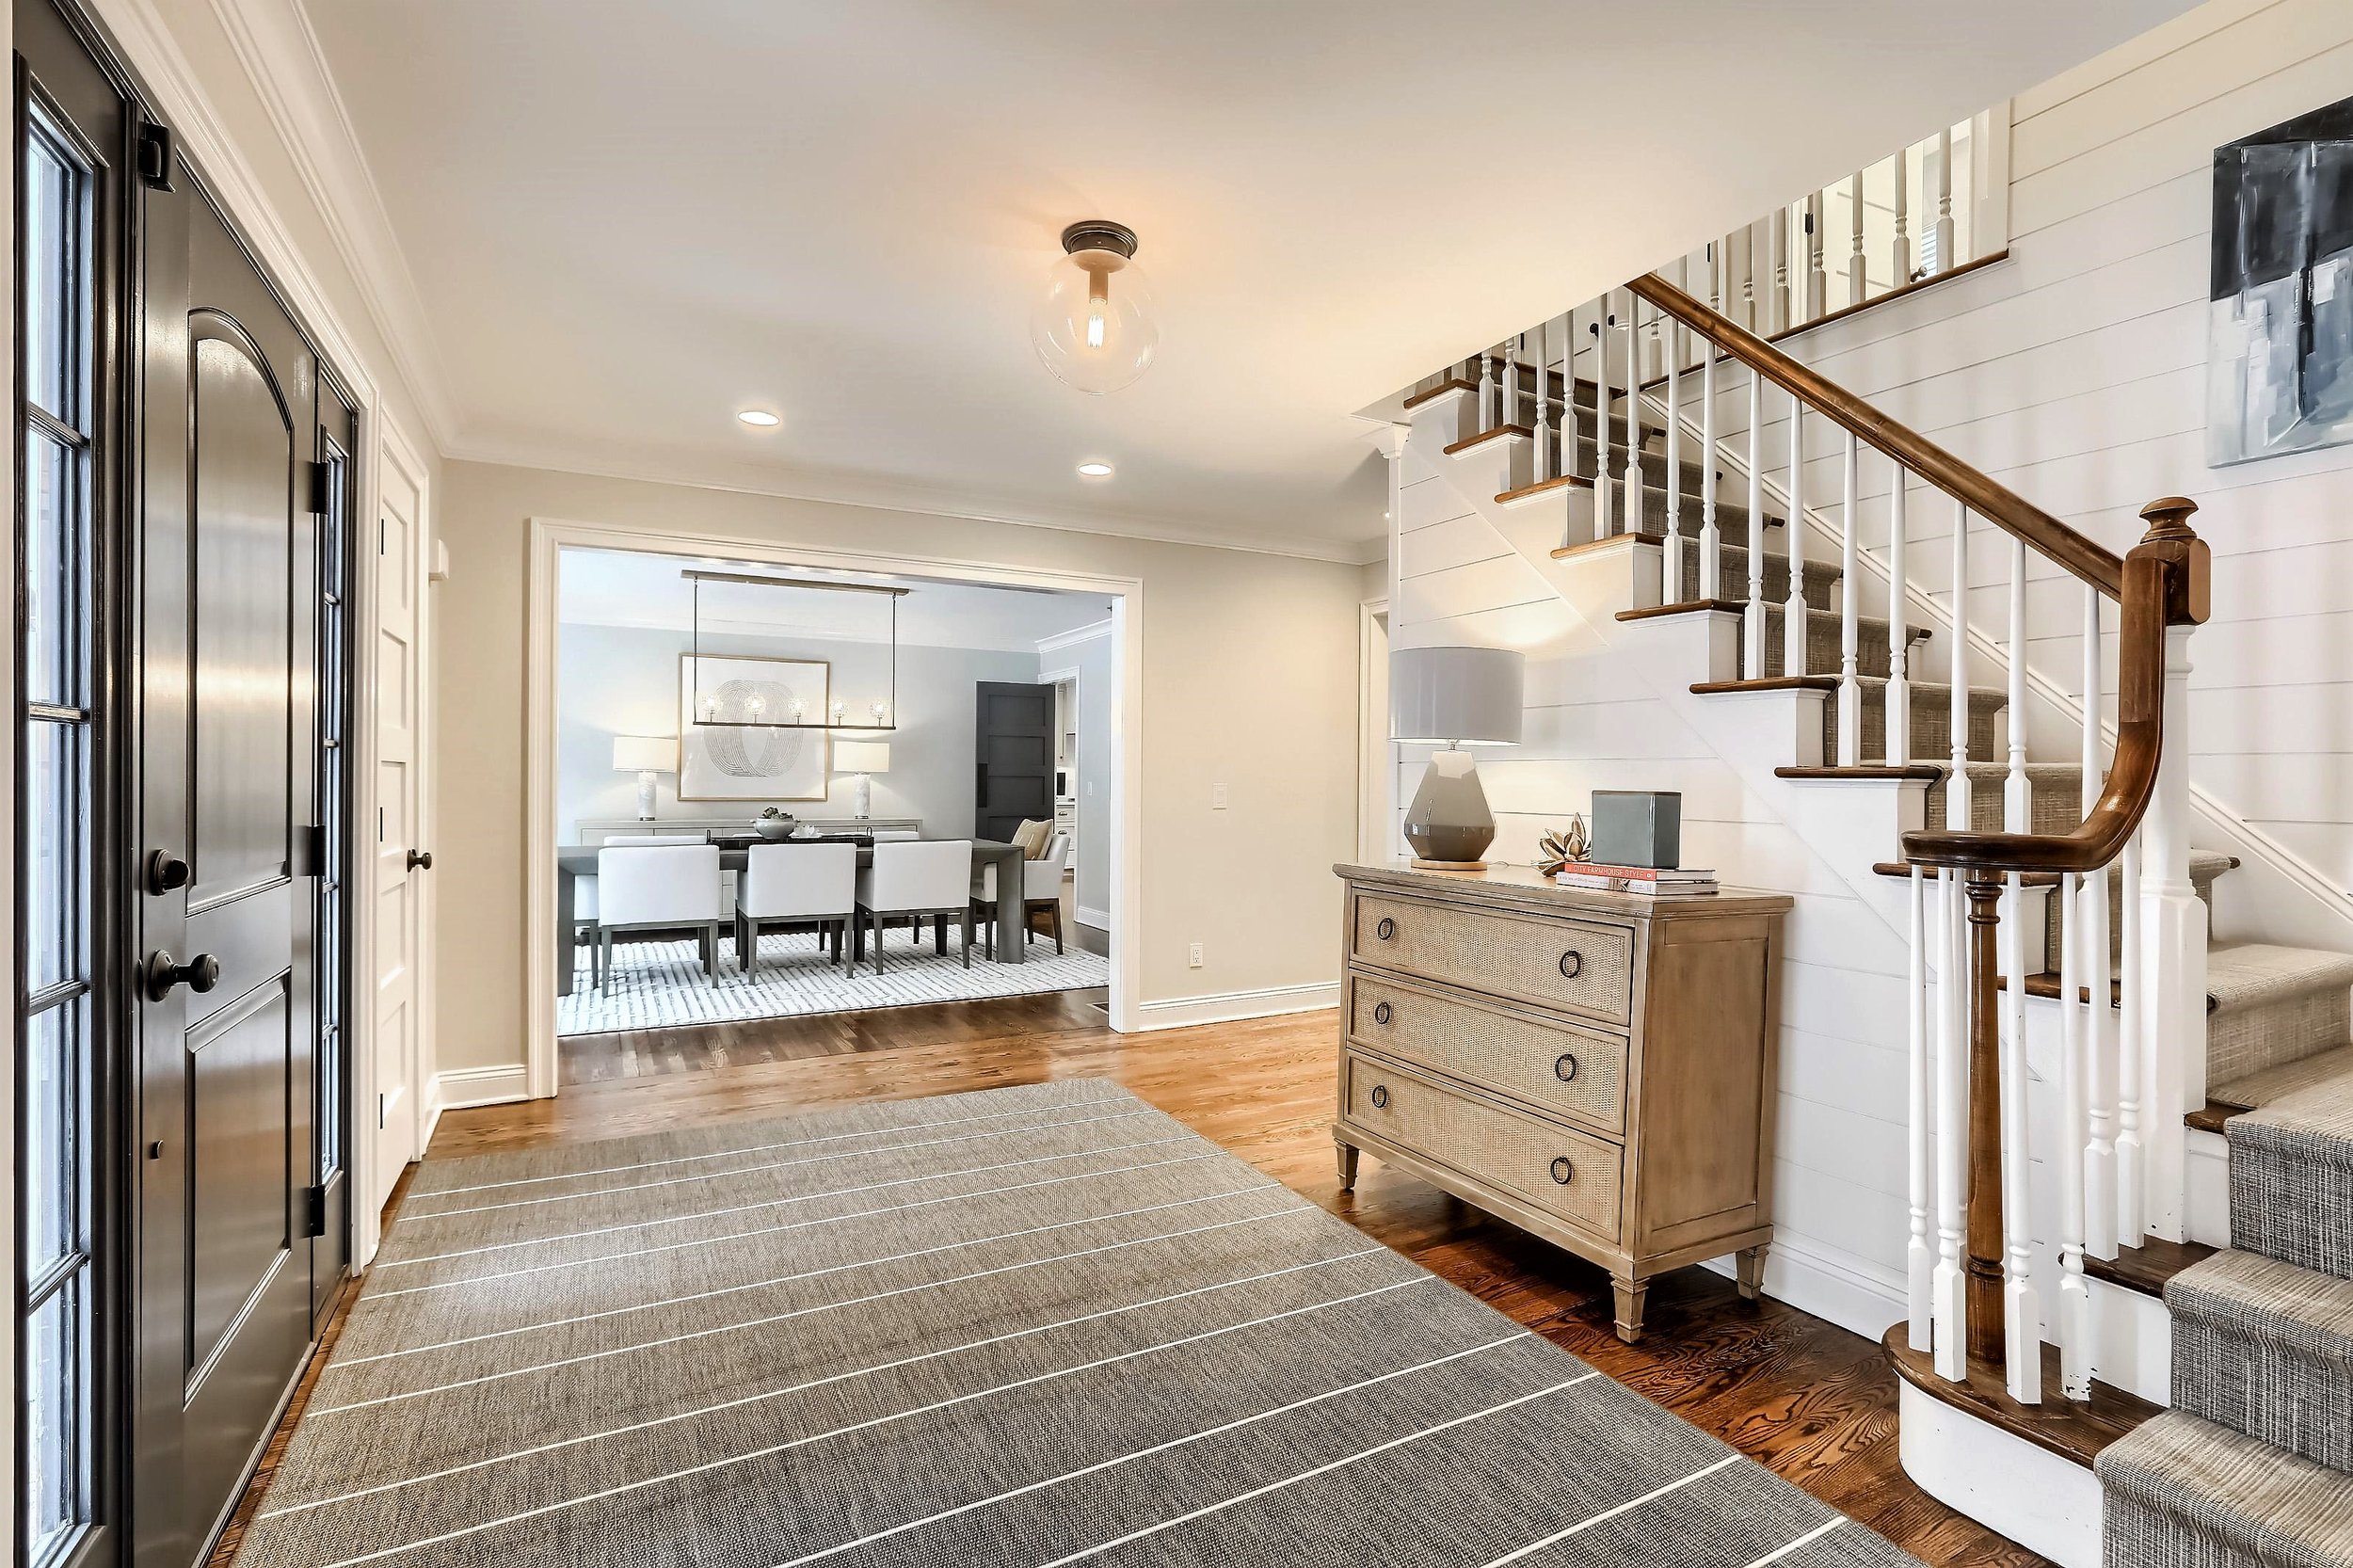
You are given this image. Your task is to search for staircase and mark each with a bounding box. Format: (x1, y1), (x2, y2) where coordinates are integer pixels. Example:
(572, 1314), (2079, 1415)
(1385, 267), (2353, 1566)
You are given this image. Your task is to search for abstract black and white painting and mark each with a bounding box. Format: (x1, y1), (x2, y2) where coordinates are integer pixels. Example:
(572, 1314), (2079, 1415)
(2210, 97), (2353, 466)
(677, 654), (828, 801)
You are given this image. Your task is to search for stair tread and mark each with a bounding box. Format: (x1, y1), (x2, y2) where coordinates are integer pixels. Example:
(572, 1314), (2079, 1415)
(2211, 1044), (2353, 1118)
(2171, 1248), (2353, 1358)
(2205, 944), (2353, 1016)
(1694, 672), (2004, 703)
(1778, 765), (1944, 781)
(1884, 1325), (2157, 1470)
(2231, 1048), (2353, 1152)
(2099, 1411), (2353, 1560)
(2086, 1236), (2219, 1299)
(1496, 472), (1593, 504)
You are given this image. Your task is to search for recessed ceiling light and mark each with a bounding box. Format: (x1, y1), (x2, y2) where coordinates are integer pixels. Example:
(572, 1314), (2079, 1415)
(738, 409), (780, 427)
(1077, 460), (1114, 478)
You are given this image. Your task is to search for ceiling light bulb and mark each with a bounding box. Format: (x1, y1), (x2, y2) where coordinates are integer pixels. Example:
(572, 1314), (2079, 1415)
(1032, 221), (1158, 394)
(1077, 460), (1114, 478)
(738, 409), (779, 427)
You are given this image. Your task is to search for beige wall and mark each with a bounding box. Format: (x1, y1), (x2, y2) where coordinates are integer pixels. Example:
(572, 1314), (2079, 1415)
(433, 459), (1366, 1077)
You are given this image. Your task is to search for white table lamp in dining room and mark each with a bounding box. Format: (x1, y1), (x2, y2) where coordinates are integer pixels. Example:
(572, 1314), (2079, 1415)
(832, 740), (890, 820)
(1390, 645), (1523, 870)
(611, 735), (676, 821)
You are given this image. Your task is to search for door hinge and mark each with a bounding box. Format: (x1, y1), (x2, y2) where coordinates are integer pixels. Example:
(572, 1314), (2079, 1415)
(304, 460), (331, 517)
(293, 823), (327, 876)
(301, 1184), (328, 1239)
(136, 121), (175, 190)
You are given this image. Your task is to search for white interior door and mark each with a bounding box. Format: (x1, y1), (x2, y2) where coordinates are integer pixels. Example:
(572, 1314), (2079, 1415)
(368, 454), (429, 1211)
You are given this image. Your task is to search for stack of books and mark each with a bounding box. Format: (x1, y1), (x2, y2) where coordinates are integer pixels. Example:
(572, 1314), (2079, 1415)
(1550, 861), (1719, 897)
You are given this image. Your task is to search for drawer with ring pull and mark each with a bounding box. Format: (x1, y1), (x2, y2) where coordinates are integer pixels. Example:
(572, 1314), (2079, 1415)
(1348, 973), (1627, 1134)
(1342, 1052), (1623, 1240)
(1350, 890), (1634, 1025)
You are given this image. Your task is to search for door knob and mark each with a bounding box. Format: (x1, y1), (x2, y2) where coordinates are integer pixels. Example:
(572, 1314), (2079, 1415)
(407, 849), (434, 872)
(146, 850), (191, 895)
(145, 951), (220, 1000)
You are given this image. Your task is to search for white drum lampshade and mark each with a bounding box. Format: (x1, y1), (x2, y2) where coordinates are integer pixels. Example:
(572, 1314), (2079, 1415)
(612, 735), (676, 821)
(1390, 647), (1523, 869)
(832, 741), (890, 819)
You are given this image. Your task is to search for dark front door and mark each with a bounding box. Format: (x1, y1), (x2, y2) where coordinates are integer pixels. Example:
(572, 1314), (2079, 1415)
(975, 681), (1054, 841)
(128, 114), (344, 1568)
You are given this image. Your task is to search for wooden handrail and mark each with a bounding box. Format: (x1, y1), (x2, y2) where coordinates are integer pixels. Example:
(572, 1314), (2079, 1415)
(1902, 499), (2209, 875)
(1628, 273), (2126, 601)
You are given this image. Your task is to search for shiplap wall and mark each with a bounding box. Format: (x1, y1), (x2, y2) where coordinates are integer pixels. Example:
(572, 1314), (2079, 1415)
(1391, 446), (1918, 1332)
(1683, 0), (2353, 921)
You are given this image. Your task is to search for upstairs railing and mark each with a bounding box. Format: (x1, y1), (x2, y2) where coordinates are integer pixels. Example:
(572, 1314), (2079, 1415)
(1400, 230), (2205, 1412)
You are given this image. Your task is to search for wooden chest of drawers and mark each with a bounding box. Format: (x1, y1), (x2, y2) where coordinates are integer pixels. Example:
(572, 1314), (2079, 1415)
(1332, 861), (1791, 1341)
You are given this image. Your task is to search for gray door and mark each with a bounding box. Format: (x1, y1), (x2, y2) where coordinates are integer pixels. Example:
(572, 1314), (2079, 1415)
(134, 173), (334, 1568)
(975, 681), (1055, 841)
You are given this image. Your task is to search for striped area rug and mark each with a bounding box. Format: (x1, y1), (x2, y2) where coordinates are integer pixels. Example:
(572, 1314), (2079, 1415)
(232, 1080), (1915, 1568)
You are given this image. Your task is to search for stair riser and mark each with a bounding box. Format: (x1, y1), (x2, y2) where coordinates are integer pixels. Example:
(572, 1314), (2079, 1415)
(2229, 1128), (2353, 1282)
(1824, 690), (2002, 770)
(2101, 1493), (2267, 1568)
(2040, 861), (2225, 973)
(2212, 990), (2353, 1089)
(1745, 609), (1906, 681)
(1672, 544), (1841, 606)
(1924, 775), (2089, 840)
(2170, 1317), (2353, 1473)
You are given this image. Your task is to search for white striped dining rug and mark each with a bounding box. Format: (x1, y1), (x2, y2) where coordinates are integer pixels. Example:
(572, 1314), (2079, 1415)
(232, 1080), (1917, 1568)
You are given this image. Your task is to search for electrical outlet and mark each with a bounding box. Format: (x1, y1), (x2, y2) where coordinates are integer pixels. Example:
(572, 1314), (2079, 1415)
(1188, 941), (1204, 968)
(1211, 783), (1228, 809)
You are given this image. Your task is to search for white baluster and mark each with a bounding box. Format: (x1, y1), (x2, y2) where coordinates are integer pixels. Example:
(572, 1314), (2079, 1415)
(1665, 304), (1684, 600)
(1908, 865), (1933, 1352)
(1769, 204), (1791, 333)
(1745, 370), (1766, 674)
(1837, 429), (1860, 763)
(1624, 297), (1645, 538)
(1849, 170), (1868, 307)
(1949, 503), (1972, 830)
(1501, 333), (1519, 431)
(2058, 848), (2092, 1399)
(1595, 307), (1615, 537)
(1999, 530), (2040, 1404)
(1804, 191), (1827, 323)
(1738, 227), (1758, 332)
(2141, 619), (2204, 1242)
(1531, 323), (1551, 484)
(2117, 831), (2146, 1245)
(1699, 250), (1722, 600)
(1784, 393), (1808, 678)
(1933, 126), (1957, 275)
(1892, 149), (1913, 283)
(1932, 861), (1967, 1381)
(1477, 346), (1496, 431)
(1885, 466), (1911, 765)
(2081, 586), (2118, 1262)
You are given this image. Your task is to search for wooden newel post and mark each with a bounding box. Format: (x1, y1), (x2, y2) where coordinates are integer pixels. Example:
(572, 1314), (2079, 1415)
(1964, 873), (2007, 1368)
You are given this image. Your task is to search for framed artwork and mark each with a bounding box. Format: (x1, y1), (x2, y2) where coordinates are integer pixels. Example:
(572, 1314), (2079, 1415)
(2209, 95), (2353, 466)
(676, 654), (829, 801)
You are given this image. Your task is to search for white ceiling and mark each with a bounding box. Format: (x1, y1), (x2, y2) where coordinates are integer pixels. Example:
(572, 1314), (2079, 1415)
(558, 548), (1112, 653)
(299, 0), (2190, 558)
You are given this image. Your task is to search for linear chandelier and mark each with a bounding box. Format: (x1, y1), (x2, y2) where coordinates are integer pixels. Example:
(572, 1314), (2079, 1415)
(684, 568), (904, 731)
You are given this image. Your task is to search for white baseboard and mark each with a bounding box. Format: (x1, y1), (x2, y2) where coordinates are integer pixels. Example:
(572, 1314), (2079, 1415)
(1076, 904), (1112, 930)
(1703, 1229), (1906, 1345)
(1128, 981), (1339, 1032)
(1899, 1381), (2099, 1568)
(435, 1063), (533, 1111)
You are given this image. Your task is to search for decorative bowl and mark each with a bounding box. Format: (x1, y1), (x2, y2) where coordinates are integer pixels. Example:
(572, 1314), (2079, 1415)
(753, 817), (794, 840)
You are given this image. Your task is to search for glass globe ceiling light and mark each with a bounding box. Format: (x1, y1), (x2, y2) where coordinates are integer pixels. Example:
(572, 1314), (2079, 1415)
(1032, 220), (1158, 394)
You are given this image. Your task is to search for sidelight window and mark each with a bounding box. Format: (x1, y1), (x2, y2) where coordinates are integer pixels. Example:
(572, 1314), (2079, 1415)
(18, 104), (99, 1567)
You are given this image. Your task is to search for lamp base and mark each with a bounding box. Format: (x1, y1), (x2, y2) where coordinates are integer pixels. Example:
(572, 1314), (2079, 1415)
(634, 770), (658, 821)
(1408, 856), (1490, 872)
(1402, 749), (1497, 868)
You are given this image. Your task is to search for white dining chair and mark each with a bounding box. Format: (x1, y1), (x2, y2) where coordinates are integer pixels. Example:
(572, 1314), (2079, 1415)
(595, 842), (725, 986)
(736, 842), (857, 973)
(856, 840), (973, 973)
(973, 832), (1070, 959)
(572, 874), (602, 988)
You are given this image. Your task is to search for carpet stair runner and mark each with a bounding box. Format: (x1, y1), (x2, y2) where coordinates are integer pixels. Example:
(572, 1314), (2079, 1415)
(1580, 411), (2353, 1564)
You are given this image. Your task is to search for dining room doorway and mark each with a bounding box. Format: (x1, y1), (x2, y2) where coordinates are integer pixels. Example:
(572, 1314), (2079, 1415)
(526, 527), (1136, 1078)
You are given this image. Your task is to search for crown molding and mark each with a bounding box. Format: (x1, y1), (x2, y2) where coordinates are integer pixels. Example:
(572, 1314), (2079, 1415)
(1036, 617), (1115, 654)
(445, 434), (1388, 567)
(558, 608), (1064, 657)
(198, 0), (458, 447)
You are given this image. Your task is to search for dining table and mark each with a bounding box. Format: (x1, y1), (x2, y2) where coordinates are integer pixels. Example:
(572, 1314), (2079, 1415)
(555, 834), (1031, 997)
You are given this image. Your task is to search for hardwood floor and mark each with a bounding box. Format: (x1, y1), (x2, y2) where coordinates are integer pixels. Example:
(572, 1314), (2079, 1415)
(222, 991), (2044, 1566)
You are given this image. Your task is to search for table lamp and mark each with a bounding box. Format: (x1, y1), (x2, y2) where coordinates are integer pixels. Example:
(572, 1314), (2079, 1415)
(611, 735), (675, 821)
(1391, 645), (1524, 869)
(832, 740), (890, 820)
